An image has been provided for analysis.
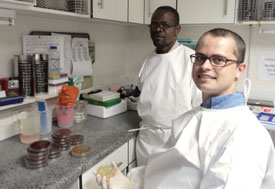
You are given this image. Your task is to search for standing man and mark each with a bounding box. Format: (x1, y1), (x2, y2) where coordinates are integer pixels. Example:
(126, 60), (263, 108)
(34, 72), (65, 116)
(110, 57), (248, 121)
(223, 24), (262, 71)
(136, 6), (201, 166)
(96, 28), (275, 189)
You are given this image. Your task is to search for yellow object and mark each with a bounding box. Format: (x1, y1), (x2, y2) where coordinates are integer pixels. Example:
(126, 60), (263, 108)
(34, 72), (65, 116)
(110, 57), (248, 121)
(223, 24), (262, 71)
(71, 145), (91, 158)
(96, 165), (117, 185)
(48, 74), (61, 79)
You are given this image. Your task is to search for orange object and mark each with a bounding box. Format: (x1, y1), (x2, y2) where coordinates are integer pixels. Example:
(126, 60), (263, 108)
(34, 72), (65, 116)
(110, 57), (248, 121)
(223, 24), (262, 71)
(59, 84), (79, 106)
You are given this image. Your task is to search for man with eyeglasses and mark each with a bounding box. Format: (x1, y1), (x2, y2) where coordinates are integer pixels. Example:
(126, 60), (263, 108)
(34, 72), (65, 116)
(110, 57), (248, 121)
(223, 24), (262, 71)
(95, 28), (275, 189)
(136, 6), (201, 166)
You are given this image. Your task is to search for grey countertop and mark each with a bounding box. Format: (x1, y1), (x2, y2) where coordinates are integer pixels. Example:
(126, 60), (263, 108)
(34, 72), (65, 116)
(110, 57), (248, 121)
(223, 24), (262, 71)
(0, 111), (140, 189)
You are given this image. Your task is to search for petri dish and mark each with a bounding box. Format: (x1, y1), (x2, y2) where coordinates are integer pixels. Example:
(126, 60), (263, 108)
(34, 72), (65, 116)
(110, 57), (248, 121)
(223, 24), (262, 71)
(96, 165), (117, 184)
(29, 140), (51, 152)
(27, 147), (49, 158)
(25, 156), (48, 165)
(25, 159), (48, 169)
(71, 145), (91, 158)
(70, 135), (84, 145)
(53, 128), (72, 139)
(48, 153), (62, 159)
(48, 143), (61, 155)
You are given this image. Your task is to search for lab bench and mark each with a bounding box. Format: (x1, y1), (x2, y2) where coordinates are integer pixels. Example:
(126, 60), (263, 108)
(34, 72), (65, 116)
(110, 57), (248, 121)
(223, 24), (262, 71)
(0, 111), (140, 189)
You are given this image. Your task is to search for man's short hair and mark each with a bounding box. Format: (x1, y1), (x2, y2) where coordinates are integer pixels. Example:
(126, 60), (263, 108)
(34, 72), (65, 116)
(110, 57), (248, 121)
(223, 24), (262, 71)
(196, 28), (246, 63)
(154, 6), (180, 26)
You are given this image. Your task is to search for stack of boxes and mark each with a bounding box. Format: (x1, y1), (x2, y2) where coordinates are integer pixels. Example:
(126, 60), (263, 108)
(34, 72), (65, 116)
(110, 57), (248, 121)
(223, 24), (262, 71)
(83, 90), (127, 118)
(48, 74), (68, 94)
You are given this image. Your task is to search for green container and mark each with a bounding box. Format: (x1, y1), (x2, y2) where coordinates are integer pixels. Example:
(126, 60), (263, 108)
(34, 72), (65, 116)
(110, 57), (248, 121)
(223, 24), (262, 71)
(85, 98), (121, 107)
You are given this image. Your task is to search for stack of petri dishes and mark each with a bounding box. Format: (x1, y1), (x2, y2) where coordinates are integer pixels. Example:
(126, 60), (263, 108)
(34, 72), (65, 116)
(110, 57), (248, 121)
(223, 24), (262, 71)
(52, 129), (72, 151)
(74, 101), (87, 123)
(48, 143), (62, 159)
(25, 140), (51, 169)
(18, 54), (34, 97)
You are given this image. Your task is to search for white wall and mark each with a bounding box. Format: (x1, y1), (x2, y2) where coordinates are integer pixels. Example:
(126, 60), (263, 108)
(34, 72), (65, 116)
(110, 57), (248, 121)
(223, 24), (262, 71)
(0, 14), (131, 87)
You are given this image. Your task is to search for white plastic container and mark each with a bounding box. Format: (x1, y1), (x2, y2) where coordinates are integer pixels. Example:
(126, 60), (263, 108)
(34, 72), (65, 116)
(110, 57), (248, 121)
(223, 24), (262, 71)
(48, 46), (60, 75)
(86, 100), (127, 118)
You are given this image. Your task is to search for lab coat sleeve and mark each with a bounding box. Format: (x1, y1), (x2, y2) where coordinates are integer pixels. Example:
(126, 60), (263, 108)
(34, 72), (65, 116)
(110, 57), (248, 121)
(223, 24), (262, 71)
(127, 166), (146, 189)
(200, 129), (275, 189)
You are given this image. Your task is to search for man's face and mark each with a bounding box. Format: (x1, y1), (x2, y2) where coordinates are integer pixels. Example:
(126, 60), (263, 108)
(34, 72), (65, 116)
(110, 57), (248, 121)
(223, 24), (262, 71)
(192, 34), (246, 100)
(150, 10), (180, 53)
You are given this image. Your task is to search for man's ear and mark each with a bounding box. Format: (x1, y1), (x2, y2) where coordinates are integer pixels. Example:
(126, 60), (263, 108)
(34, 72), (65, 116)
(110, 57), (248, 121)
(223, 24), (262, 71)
(175, 25), (181, 35)
(236, 63), (246, 79)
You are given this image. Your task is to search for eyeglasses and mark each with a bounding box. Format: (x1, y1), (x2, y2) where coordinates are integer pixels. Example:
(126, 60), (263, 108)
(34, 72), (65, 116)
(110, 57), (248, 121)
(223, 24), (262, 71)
(190, 54), (240, 67)
(148, 22), (177, 30)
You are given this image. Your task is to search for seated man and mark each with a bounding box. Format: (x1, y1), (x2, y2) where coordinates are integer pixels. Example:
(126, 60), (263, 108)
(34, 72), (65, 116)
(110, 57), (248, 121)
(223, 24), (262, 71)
(96, 28), (275, 189)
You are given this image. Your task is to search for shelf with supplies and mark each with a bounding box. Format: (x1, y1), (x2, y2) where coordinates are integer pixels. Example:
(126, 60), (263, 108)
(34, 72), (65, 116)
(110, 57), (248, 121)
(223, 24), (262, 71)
(0, 93), (58, 111)
(0, 87), (94, 111)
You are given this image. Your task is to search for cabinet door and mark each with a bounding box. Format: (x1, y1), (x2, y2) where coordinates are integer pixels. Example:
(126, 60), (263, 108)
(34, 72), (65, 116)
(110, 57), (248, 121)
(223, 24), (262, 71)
(128, 0), (144, 24)
(82, 142), (128, 189)
(92, 0), (128, 22)
(178, 0), (236, 24)
(144, 0), (177, 24)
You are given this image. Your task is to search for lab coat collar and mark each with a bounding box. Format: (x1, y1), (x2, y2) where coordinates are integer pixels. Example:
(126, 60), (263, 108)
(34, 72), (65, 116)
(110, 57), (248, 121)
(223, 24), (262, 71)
(204, 92), (245, 109)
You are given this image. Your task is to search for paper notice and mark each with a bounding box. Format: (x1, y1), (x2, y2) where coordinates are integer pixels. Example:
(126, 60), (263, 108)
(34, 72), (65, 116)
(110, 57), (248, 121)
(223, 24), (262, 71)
(23, 35), (64, 68)
(258, 55), (275, 81)
(71, 38), (92, 76)
(52, 33), (72, 74)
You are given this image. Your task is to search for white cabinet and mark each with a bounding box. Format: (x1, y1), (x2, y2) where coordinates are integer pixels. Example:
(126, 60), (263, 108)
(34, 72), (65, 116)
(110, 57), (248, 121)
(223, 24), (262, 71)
(144, 0), (177, 24)
(82, 142), (128, 189)
(128, 0), (144, 24)
(92, 0), (128, 22)
(178, 0), (237, 24)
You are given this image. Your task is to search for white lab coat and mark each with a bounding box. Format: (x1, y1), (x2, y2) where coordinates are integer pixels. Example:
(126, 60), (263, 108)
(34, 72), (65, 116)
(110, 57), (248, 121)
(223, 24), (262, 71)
(131, 105), (275, 189)
(136, 43), (201, 166)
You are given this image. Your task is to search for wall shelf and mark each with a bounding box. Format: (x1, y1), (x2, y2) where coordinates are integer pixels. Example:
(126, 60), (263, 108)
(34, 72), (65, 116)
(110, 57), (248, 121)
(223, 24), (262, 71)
(0, 93), (58, 111)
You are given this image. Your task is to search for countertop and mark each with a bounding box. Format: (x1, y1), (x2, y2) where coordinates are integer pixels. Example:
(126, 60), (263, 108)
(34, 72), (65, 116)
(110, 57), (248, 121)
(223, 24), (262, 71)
(0, 111), (140, 189)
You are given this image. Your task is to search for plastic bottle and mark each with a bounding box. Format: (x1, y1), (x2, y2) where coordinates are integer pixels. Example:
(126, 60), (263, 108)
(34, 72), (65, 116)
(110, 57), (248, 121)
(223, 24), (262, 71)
(48, 46), (60, 75)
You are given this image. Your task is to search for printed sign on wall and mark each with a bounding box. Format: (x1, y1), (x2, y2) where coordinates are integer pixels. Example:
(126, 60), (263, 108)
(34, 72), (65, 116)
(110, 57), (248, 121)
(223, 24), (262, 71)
(258, 55), (275, 81)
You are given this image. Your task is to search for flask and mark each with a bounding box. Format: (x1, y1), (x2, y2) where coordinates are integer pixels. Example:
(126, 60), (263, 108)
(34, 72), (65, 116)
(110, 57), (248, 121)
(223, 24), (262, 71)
(48, 46), (60, 75)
